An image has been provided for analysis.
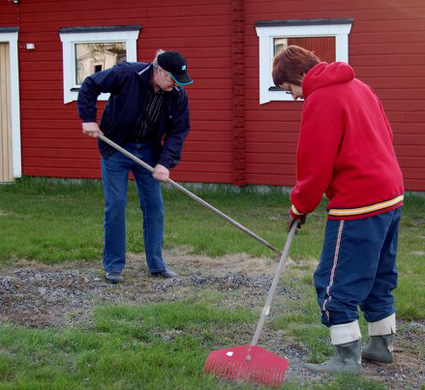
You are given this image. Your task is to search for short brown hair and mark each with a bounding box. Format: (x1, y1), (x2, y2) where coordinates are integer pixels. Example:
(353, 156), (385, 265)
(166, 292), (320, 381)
(272, 45), (320, 87)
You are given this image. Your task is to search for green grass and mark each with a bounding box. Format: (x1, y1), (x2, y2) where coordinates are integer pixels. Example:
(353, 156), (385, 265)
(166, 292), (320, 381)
(0, 301), (386, 390)
(394, 194), (425, 319)
(0, 178), (105, 262)
(0, 177), (324, 262)
(0, 302), (250, 390)
(0, 177), (424, 389)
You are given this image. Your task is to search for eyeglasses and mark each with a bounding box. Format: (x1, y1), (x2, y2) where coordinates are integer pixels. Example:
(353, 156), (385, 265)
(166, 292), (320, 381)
(280, 83), (292, 94)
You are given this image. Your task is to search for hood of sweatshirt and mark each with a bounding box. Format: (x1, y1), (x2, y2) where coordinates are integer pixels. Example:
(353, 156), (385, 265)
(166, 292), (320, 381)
(302, 62), (355, 99)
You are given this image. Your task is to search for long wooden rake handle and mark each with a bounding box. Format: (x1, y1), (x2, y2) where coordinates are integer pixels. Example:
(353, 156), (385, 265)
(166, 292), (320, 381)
(98, 134), (280, 254)
(247, 221), (299, 357)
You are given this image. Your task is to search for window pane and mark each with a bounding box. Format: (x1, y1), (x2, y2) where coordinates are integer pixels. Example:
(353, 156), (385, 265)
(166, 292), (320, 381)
(274, 38), (288, 56)
(273, 36), (336, 63)
(75, 42), (127, 85)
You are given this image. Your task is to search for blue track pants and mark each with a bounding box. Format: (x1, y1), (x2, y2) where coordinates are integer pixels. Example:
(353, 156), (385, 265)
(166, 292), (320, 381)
(314, 208), (402, 327)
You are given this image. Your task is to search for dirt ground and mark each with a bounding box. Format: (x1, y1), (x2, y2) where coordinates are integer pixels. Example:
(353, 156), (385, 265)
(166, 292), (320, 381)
(0, 249), (424, 389)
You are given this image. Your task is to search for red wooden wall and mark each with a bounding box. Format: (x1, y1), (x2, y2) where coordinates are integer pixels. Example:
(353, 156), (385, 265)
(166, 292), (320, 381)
(243, 0), (425, 190)
(0, 0), (424, 190)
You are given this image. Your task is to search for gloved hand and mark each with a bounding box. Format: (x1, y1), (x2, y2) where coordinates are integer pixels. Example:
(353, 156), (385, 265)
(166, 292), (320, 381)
(287, 205), (307, 232)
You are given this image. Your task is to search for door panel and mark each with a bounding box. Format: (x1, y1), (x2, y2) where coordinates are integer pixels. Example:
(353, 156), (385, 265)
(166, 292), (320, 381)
(0, 42), (13, 182)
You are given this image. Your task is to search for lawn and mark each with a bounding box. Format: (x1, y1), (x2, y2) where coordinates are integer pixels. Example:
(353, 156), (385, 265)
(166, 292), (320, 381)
(0, 177), (424, 389)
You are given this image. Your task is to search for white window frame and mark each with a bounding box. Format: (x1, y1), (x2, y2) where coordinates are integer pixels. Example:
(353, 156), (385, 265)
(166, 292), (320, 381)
(59, 26), (140, 104)
(255, 19), (353, 104)
(0, 28), (21, 178)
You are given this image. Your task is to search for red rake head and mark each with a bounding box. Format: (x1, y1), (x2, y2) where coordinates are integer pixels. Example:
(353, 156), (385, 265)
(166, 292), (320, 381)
(204, 344), (289, 387)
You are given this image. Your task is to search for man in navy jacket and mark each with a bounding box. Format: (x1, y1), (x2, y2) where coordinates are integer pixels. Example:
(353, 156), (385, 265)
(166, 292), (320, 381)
(77, 50), (192, 283)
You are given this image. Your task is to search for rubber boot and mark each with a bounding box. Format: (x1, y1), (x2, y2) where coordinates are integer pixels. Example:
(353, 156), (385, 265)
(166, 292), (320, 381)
(362, 313), (395, 364)
(362, 335), (394, 363)
(305, 321), (362, 375)
(305, 339), (362, 375)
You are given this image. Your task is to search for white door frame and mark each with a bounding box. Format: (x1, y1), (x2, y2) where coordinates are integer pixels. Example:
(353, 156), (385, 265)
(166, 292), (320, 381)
(0, 28), (21, 178)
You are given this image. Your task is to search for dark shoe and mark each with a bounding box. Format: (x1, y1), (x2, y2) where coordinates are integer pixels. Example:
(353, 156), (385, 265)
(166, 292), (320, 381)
(105, 271), (124, 284)
(362, 335), (394, 364)
(151, 268), (178, 279)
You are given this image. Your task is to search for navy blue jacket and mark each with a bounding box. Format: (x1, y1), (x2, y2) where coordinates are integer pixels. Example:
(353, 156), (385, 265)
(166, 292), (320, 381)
(77, 62), (190, 169)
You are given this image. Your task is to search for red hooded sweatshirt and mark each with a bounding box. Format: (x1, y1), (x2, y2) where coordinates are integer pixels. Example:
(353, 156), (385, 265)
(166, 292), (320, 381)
(290, 62), (404, 220)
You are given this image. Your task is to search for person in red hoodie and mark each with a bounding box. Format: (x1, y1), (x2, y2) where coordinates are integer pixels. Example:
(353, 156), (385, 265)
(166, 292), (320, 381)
(272, 46), (404, 375)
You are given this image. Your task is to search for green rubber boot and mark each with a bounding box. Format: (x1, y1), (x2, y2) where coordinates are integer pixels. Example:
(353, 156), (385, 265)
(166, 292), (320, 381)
(362, 335), (394, 364)
(305, 339), (362, 375)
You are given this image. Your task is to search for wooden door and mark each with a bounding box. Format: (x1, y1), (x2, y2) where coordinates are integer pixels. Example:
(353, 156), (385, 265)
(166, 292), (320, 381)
(0, 42), (13, 183)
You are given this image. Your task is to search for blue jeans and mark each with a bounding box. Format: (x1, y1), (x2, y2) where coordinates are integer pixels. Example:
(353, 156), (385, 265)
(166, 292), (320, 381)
(314, 208), (401, 327)
(101, 143), (166, 274)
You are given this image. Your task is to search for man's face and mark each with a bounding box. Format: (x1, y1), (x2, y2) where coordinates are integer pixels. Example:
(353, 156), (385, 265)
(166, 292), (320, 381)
(281, 82), (303, 101)
(154, 68), (178, 92)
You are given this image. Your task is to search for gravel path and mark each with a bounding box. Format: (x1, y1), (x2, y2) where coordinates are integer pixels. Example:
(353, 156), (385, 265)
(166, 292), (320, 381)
(0, 250), (423, 389)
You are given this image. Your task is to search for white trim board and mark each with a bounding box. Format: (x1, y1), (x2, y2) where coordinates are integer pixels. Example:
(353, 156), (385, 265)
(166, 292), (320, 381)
(0, 31), (21, 178)
(255, 22), (353, 104)
(59, 29), (140, 104)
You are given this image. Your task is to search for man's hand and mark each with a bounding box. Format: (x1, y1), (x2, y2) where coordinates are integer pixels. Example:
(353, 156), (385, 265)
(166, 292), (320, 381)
(82, 122), (103, 138)
(287, 205), (307, 232)
(153, 164), (170, 182)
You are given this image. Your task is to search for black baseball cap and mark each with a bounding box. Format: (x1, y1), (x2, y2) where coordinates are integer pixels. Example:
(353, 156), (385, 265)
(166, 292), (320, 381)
(157, 51), (193, 85)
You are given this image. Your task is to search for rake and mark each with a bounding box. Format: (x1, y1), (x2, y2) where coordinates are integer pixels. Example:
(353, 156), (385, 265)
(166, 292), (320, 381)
(204, 221), (299, 387)
(97, 134), (280, 255)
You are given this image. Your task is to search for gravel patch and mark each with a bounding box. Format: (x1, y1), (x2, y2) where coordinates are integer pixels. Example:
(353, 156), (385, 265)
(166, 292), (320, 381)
(0, 250), (423, 389)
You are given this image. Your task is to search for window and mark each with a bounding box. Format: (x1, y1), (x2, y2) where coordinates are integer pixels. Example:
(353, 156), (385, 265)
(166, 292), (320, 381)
(59, 25), (141, 104)
(273, 37), (336, 62)
(255, 18), (353, 104)
(75, 42), (127, 85)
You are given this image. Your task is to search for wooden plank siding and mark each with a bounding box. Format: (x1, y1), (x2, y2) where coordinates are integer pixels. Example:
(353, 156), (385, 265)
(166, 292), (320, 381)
(0, 0), (424, 190)
(243, 0), (425, 190)
(2, 0), (237, 183)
